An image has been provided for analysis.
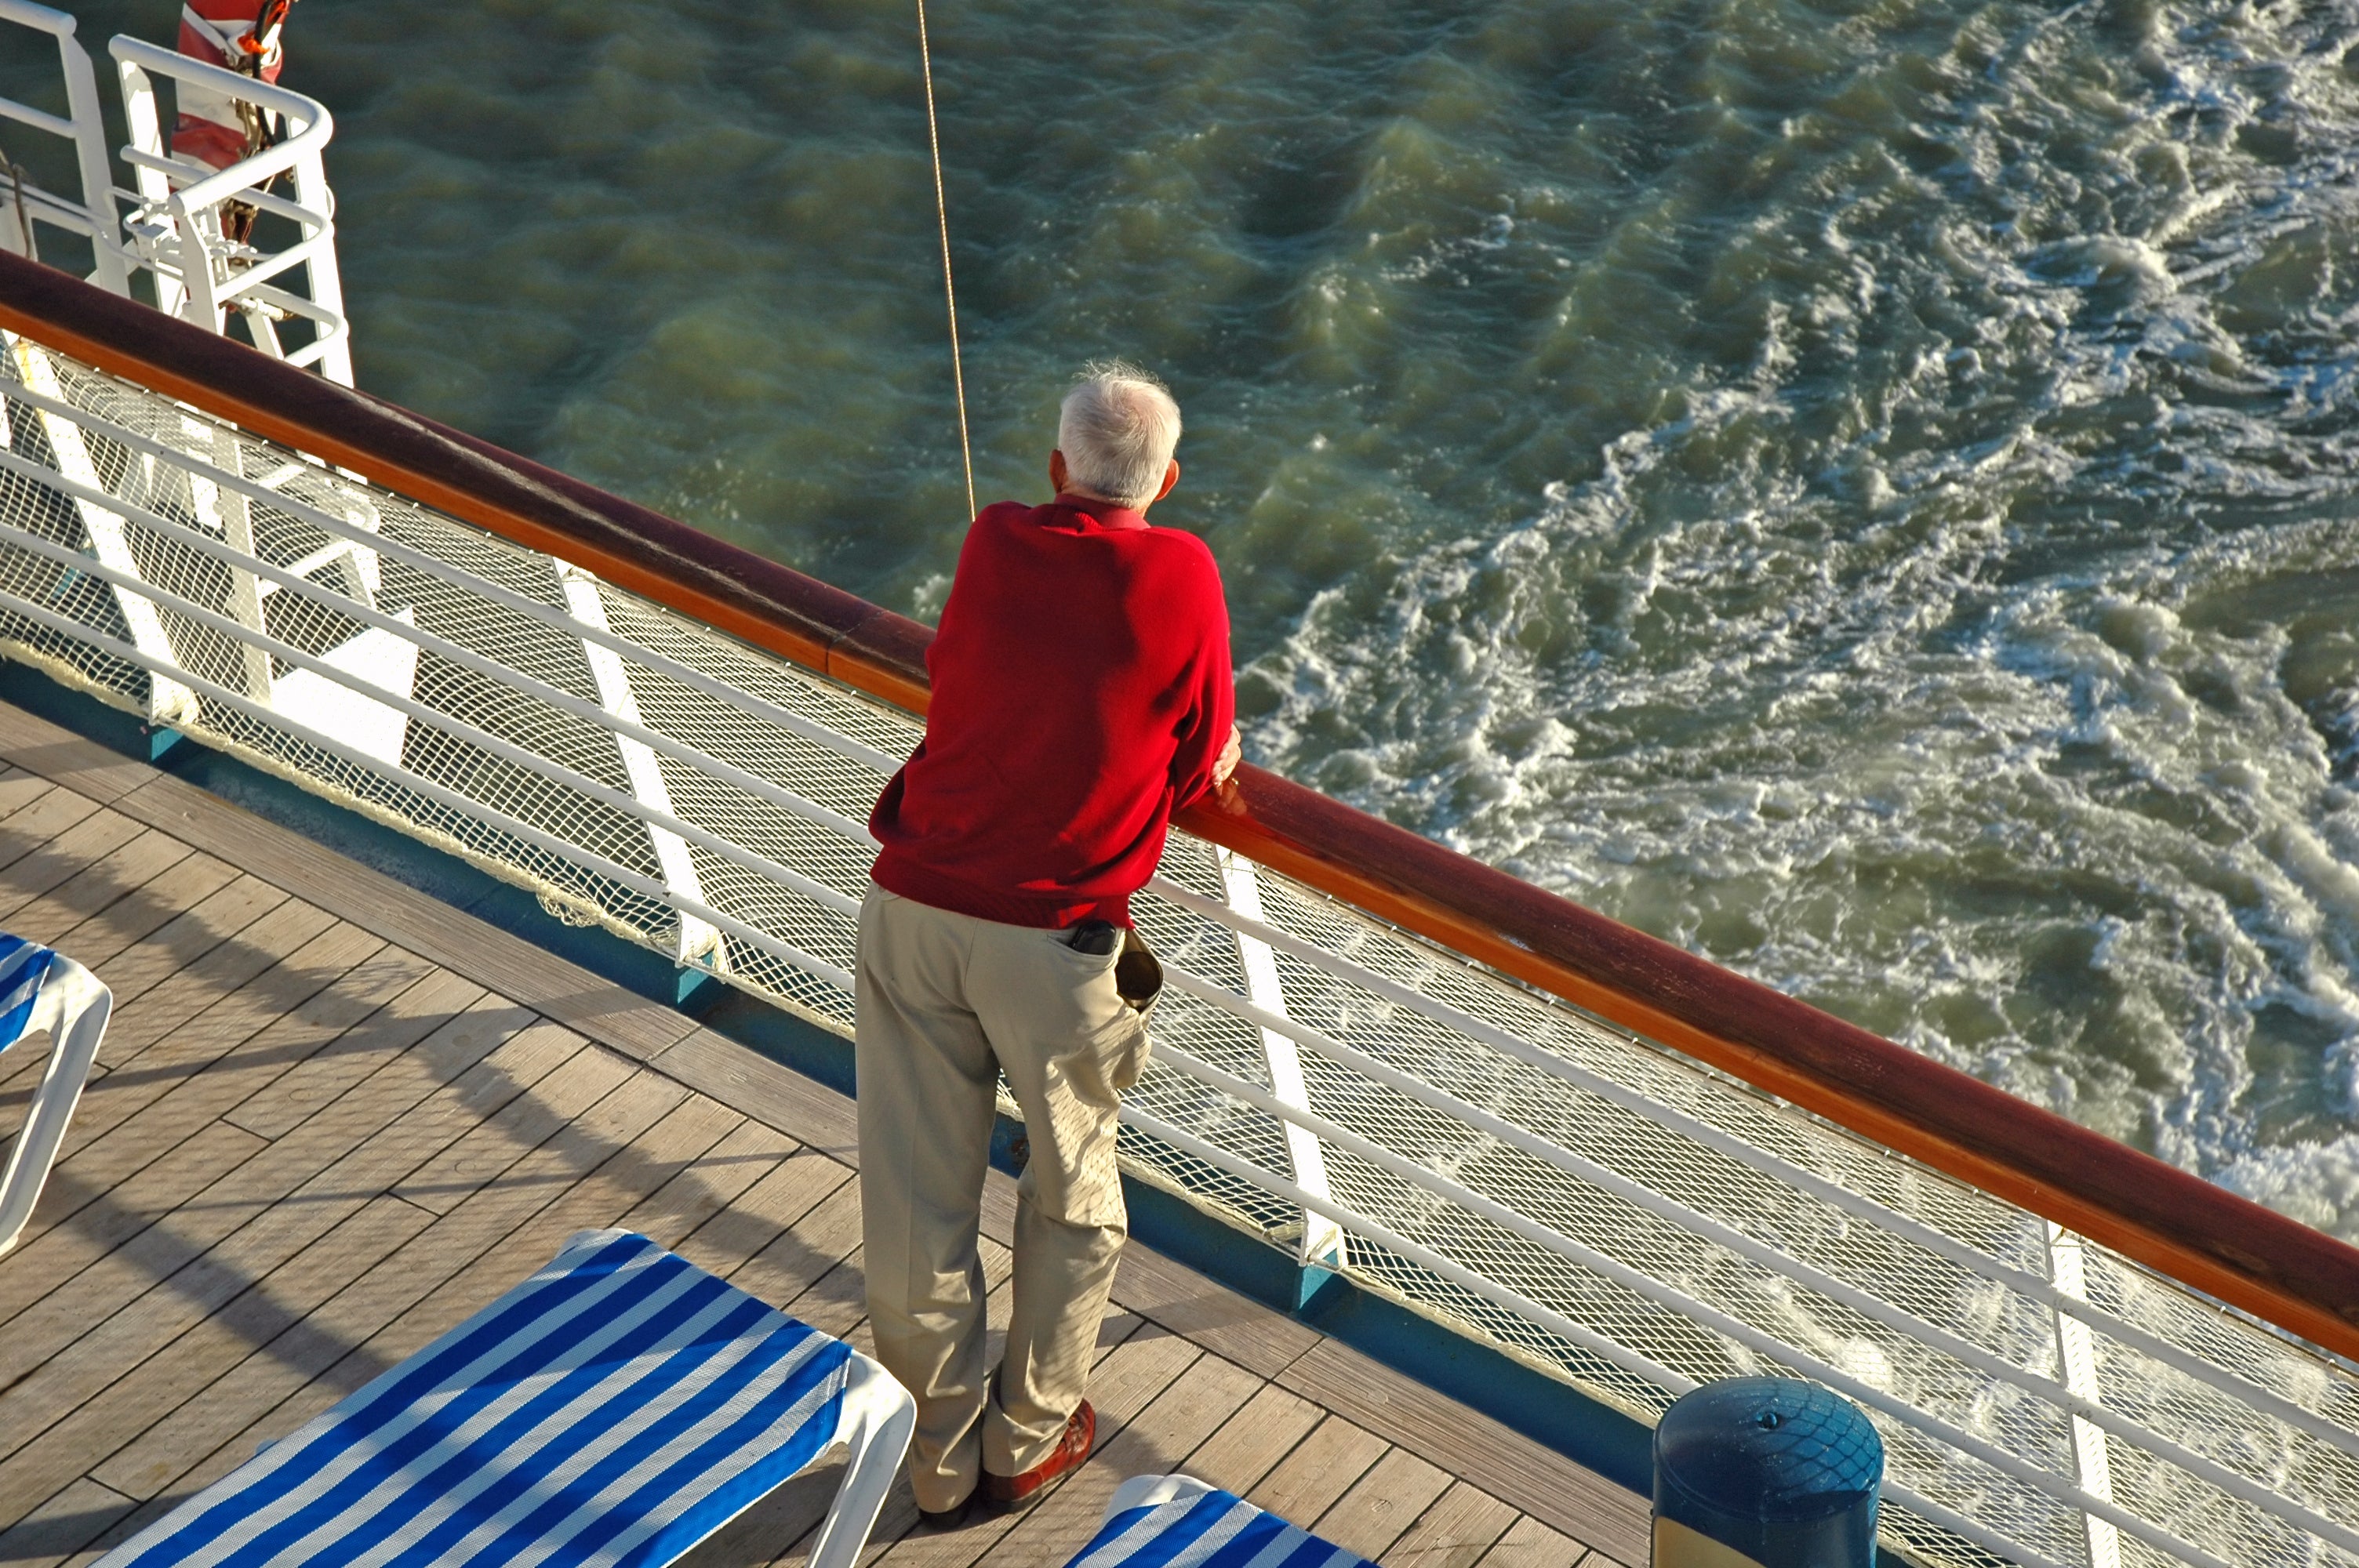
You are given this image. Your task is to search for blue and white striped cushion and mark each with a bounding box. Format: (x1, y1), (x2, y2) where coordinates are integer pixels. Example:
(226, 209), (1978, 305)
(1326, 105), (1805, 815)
(1067, 1487), (1375, 1568)
(101, 1230), (855, 1568)
(0, 933), (53, 1052)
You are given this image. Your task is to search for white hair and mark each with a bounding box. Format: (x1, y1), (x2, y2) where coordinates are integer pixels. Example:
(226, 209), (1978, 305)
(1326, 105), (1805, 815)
(1058, 361), (1183, 509)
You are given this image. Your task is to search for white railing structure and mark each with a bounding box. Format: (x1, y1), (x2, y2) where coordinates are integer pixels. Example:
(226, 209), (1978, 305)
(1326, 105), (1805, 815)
(110, 36), (348, 382)
(0, 337), (2353, 1568)
(0, 4), (347, 380)
(0, 0), (128, 293)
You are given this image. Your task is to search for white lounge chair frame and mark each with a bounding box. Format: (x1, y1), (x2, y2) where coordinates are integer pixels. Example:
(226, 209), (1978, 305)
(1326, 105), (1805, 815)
(0, 939), (108, 1258)
(812, 1352), (921, 1568)
(1105, 1474), (1223, 1516)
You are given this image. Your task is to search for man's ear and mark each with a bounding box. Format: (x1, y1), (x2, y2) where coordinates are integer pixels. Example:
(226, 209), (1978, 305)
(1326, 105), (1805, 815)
(1154, 459), (1180, 503)
(1050, 450), (1070, 495)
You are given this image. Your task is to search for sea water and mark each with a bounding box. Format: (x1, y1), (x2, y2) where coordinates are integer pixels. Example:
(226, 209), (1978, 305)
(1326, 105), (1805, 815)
(9, 0), (2359, 1235)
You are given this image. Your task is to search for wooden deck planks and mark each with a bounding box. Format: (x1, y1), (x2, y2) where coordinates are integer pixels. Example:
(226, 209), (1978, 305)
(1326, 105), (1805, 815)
(0, 694), (1652, 1568)
(0, 985), (557, 1483)
(672, 1146), (856, 1287)
(0, 840), (234, 1102)
(0, 811), (152, 928)
(380, 1021), (600, 1212)
(1278, 1342), (1651, 1562)
(0, 786), (100, 873)
(39, 850), (241, 974)
(0, 827), (188, 955)
(0, 1121), (266, 1346)
(0, 769), (56, 827)
(0, 709), (158, 807)
(111, 771), (698, 1065)
(1315, 1449), (1458, 1564)
(1176, 1384), (1329, 1501)
(1477, 1513), (1595, 1568)
(1104, 1245), (1321, 1382)
(1386, 1484), (1523, 1568)
(860, 1325), (1205, 1568)
(56, 1066), (692, 1561)
(82, 1051), (660, 1521)
(0, 995), (559, 1519)
(654, 1027), (860, 1167)
(0, 863), (295, 1118)
(0, 1192), (441, 1526)
(0, 1476), (136, 1568)
(1234, 1414), (1390, 1537)
(220, 968), (491, 1142)
(5, 921), (408, 1259)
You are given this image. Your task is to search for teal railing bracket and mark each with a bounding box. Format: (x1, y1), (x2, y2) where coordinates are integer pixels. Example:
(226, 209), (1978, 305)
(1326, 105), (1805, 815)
(1296, 1259), (1348, 1314)
(674, 962), (721, 1010)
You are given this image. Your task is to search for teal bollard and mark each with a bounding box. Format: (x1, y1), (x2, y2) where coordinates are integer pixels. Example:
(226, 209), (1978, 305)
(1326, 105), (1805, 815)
(1653, 1378), (1883, 1568)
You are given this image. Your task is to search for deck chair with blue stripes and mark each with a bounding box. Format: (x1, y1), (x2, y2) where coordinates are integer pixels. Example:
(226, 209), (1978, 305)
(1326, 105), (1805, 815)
(1066, 1475), (1378, 1568)
(96, 1228), (918, 1568)
(0, 931), (110, 1258)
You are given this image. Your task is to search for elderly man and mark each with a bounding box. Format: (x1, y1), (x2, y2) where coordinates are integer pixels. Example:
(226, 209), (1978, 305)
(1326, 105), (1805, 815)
(859, 362), (1239, 1523)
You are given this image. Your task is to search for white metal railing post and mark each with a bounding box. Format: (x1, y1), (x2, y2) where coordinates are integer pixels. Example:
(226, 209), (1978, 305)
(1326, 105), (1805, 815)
(108, 52), (185, 318)
(49, 1), (121, 292)
(108, 39), (351, 382)
(285, 140), (350, 385)
(2, 333), (197, 724)
(2048, 1222), (2122, 1568)
(184, 416), (272, 701)
(1216, 846), (1347, 1274)
(0, 0), (129, 294)
(558, 563), (726, 974)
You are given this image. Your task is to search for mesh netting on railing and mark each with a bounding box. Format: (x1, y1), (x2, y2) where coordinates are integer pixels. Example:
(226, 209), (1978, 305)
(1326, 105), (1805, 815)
(1, 330), (2355, 1568)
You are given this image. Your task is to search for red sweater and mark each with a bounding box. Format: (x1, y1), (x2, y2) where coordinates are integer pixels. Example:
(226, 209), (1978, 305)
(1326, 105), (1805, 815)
(869, 494), (1235, 927)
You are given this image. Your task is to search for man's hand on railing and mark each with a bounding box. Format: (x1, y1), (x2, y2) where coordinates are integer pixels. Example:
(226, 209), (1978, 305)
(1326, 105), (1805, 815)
(1212, 724), (1241, 787)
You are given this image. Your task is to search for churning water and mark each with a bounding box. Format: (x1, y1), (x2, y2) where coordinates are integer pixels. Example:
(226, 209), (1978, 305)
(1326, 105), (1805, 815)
(14, 0), (2359, 1232)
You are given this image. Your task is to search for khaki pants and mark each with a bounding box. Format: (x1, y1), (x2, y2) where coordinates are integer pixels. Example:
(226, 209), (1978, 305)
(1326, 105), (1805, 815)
(854, 884), (1150, 1511)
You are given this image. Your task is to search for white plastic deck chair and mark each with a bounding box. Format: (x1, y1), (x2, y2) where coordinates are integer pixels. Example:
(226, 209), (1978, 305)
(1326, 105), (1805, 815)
(1066, 1475), (1378, 1568)
(0, 930), (110, 1258)
(95, 1228), (916, 1568)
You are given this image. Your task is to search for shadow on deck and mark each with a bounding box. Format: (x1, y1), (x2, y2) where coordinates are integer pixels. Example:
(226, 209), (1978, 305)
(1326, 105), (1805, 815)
(0, 695), (1648, 1568)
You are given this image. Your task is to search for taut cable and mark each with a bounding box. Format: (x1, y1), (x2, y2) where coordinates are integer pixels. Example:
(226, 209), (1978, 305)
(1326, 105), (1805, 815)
(915, 0), (977, 521)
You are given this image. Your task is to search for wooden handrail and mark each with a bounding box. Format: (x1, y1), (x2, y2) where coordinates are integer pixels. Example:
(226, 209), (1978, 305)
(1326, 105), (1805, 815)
(5, 250), (2356, 1364)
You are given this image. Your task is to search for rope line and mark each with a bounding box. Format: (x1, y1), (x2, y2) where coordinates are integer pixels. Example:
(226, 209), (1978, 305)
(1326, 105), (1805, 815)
(915, 0), (976, 521)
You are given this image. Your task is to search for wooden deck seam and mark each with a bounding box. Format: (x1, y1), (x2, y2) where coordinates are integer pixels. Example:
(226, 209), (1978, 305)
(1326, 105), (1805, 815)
(0, 692), (1651, 1568)
(66, 1057), (708, 1531)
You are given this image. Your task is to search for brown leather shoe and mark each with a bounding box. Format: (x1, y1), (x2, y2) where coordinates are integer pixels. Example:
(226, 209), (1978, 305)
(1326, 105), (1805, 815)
(982, 1401), (1095, 1512)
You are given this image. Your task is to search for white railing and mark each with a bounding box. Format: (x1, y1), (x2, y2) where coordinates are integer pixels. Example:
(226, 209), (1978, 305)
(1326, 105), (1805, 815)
(110, 36), (348, 381)
(0, 336), (2354, 1568)
(0, 4), (347, 380)
(0, 0), (128, 293)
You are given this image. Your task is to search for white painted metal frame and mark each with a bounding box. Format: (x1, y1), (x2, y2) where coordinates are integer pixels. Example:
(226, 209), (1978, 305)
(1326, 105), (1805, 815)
(0, 14), (348, 379)
(0, 0), (128, 293)
(1141, 873), (2359, 1457)
(558, 562), (727, 971)
(1216, 847), (1345, 1274)
(109, 37), (350, 383)
(2, 332), (198, 723)
(0, 942), (109, 1259)
(812, 1355), (921, 1568)
(2048, 1223), (2122, 1568)
(0, 347), (2353, 1568)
